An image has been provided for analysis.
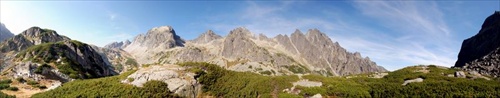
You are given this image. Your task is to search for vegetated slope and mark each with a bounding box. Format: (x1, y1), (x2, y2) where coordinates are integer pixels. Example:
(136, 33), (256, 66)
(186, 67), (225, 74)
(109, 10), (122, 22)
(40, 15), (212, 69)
(183, 63), (500, 97)
(108, 26), (386, 76)
(14, 40), (116, 79)
(36, 62), (499, 97)
(31, 70), (180, 98)
(455, 11), (500, 77)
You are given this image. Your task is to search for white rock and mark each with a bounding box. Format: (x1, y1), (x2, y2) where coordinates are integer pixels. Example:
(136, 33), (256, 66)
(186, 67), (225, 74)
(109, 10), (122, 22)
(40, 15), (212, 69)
(402, 78), (424, 86)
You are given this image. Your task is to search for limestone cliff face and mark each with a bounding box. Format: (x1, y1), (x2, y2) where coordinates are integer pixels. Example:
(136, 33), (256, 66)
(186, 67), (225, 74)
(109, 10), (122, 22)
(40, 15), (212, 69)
(454, 11), (500, 77)
(122, 26), (185, 64)
(273, 29), (385, 75)
(0, 23), (14, 42)
(110, 26), (386, 76)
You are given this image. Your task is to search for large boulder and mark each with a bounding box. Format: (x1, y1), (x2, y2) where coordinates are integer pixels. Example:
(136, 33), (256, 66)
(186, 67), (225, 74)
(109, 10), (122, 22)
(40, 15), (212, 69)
(121, 65), (201, 98)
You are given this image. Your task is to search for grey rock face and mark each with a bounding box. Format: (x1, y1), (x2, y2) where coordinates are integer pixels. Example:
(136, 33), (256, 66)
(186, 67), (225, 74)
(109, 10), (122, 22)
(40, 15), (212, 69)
(0, 27), (117, 82)
(275, 29), (386, 75)
(192, 30), (221, 44)
(123, 26), (185, 64)
(0, 27), (70, 52)
(454, 11), (500, 77)
(126, 26), (184, 50)
(122, 65), (200, 98)
(455, 71), (466, 78)
(15, 40), (117, 78)
(0, 23), (14, 42)
(104, 40), (130, 49)
(92, 45), (137, 73)
(114, 26), (386, 76)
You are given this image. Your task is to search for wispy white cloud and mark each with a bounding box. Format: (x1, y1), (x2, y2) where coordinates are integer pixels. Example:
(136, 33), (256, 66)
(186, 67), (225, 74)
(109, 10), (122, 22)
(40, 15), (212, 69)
(209, 0), (458, 71)
(222, 1), (335, 37)
(343, 0), (457, 70)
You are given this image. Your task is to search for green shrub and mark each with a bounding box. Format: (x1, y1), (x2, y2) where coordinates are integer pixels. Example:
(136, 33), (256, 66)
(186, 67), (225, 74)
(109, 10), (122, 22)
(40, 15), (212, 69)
(0, 79), (12, 84)
(27, 80), (38, 85)
(284, 65), (309, 74)
(0, 91), (14, 98)
(260, 70), (273, 75)
(33, 85), (47, 89)
(125, 58), (138, 66)
(142, 80), (175, 97)
(32, 70), (180, 98)
(15, 77), (25, 83)
(0, 84), (10, 89)
(6, 87), (18, 91)
(178, 62), (299, 97)
(34, 64), (51, 74)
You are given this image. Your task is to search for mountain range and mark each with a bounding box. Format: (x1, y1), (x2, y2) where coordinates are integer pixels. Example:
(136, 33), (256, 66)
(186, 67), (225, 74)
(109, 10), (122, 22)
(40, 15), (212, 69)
(2, 11), (500, 97)
(107, 26), (386, 76)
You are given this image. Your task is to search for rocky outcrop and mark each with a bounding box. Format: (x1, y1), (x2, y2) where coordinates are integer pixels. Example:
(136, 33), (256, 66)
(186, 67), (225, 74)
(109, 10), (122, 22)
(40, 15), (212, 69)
(0, 27), (70, 52)
(402, 78), (424, 86)
(454, 11), (500, 77)
(0, 26), (118, 83)
(455, 71), (466, 78)
(15, 40), (117, 79)
(191, 30), (221, 44)
(122, 65), (200, 98)
(110, 26), (386, 76)
(92, 45), (137, 73)
(104, 40), (130, 49)
(123, 26), (185, 64)
(0, 23), (14, 42)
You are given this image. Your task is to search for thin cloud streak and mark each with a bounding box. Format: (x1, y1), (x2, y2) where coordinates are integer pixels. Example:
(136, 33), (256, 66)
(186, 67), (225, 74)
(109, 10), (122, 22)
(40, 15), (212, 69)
(209, 1), (457, 71)
(348, 0), (456, 70)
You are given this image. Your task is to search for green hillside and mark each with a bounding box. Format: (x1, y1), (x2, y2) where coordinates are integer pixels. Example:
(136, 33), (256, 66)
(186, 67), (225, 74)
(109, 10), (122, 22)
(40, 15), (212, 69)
(33, 63), (500, 98)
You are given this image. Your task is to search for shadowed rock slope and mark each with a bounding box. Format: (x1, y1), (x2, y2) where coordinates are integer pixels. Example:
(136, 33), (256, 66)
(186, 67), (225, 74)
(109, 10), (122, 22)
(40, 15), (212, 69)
(0, 23), (14, 42)
(455, 11), (500, 77)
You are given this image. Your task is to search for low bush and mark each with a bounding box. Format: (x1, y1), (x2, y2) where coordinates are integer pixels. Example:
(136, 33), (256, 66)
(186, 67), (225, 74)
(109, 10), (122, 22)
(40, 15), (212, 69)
(6, 87), (18, 91)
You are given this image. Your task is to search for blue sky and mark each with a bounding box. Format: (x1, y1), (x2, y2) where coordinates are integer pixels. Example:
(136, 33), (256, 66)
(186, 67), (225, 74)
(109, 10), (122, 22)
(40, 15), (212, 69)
(1, 0), (499, 71)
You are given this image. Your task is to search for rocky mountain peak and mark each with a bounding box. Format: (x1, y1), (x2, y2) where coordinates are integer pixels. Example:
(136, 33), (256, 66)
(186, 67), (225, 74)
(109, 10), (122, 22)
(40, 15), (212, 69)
(122, 26), (185, 64)
(192, 30), (222, 43)
(20, 27), (69, 42)
(104, 40), (131, 49)
(354, 52), (362, 58)
(306, 28), (324, 38)
(291, 29), (304, 36)
(481, 11), (500, 28)
(0, 26), (69, 52)
(127, 25), (184, 49)
(454, 11), (500, 77)
(124, 40), (131, 45)
(258, 33), (269, 40)
(0, 23), (14, 42)
(147, 26), (175, 35)
(228, 27), (252, 38)
(108, 26), (386, 76)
